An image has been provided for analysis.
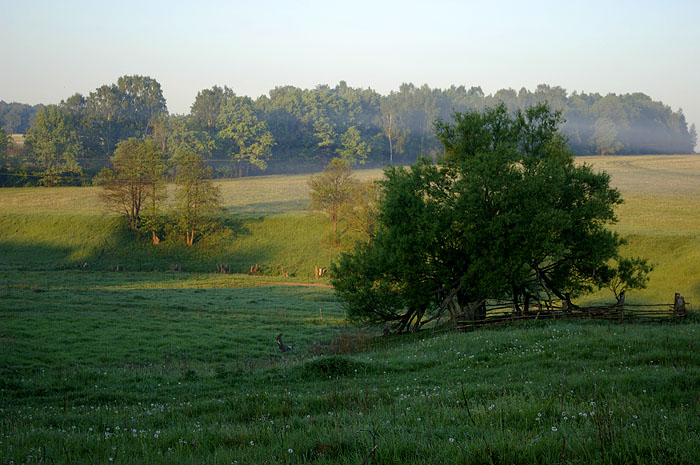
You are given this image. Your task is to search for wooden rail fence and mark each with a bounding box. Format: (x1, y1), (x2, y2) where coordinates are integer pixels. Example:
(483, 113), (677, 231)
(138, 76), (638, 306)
(454, 293), (688, 331)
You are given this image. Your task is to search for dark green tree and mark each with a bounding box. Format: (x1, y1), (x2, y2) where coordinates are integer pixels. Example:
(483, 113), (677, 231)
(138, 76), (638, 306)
(332, 103), (651, 332)
(24, 105), (82, 186)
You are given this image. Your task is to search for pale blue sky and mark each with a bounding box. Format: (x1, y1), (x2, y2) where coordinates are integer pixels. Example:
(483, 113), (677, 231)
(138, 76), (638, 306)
(2, 0), (699, 132)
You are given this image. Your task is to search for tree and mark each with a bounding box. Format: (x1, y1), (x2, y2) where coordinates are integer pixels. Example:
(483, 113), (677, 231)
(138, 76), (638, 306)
(98, 138), (167, 232)
(174, 150), (221, 246)
(24, 105), (82, 186)
(117, 75), (168, 137)
(336, 126), (370, 166)
(332, 103), (651, 332)
(190, 86), (233, 136)
(308, 158), (357, 233)
(591, 116), (623, 155)
(690, 123), (697, 153)
(341, 180), (381, 244)
(217, 96), (275, 176)
(87, 84), (123, 157)
(0, 126), (9, 158)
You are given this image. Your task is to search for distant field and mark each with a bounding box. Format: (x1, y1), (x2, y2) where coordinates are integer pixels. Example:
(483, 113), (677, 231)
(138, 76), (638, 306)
(2, 155), (700, 463)
(1, 155), (699, 299)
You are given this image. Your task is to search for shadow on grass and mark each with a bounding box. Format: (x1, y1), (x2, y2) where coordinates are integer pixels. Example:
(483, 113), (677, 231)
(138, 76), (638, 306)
(0, 215), (274, 273)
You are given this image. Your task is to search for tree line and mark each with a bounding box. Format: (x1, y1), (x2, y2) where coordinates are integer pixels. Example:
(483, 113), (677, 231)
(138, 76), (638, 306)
(0, 77), (696, 186)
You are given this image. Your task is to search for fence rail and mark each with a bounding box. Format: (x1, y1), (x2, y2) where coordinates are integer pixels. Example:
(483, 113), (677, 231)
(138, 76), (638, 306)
(453, 293), (688, 331)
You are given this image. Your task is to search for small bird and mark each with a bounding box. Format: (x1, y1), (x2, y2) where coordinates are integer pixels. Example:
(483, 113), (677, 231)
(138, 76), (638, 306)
(276, 333), (292, 352)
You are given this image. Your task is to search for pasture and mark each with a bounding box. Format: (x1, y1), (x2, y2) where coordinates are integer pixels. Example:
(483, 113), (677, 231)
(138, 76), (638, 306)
(1, 155), (700, 464)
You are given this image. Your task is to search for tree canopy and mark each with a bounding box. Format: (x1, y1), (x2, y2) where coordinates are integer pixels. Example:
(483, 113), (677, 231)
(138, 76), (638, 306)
(332, 103), (651, 333)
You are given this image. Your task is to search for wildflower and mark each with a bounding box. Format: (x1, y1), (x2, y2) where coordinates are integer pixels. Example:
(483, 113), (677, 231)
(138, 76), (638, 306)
(250, 441), (254, 446)
(288, 448), (293, 454)
(449, 438), (455, 443)
(552, 426), (558, 432)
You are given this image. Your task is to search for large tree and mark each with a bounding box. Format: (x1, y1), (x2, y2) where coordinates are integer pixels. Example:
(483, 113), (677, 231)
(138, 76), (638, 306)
(98, 138), (167, 232)
(332, 103), (650, 333)
(24, 105), (82, 186)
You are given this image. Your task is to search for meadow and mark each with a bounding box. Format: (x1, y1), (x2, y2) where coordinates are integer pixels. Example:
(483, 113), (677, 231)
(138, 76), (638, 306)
(1, 155), (700, 464)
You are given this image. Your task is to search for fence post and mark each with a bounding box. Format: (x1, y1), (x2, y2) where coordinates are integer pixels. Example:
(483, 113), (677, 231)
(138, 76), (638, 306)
(618, 290), (625, 321)
(674, 293), (686, 317)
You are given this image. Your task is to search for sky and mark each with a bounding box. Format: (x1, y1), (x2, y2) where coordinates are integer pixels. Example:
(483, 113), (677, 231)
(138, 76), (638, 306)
(2, 0), (699, 134)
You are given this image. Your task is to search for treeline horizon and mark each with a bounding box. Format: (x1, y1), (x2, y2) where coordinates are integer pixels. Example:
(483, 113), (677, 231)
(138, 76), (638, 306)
(0, 76), (696, 186)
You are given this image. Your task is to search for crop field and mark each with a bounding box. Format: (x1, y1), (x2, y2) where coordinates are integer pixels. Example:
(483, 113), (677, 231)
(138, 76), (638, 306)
(2, 155), (700, 464)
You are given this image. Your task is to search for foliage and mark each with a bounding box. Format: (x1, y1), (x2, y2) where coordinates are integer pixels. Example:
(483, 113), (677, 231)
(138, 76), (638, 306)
(217, 96), (275, 176)
(0, 100), (41, 133)
(333, 104), (652, 332)
(4, 81), (697, 184)
(97, 138), (167, 231)
(24, 105), (83, 186)
(0, 125), (9, 158)
(308, 158), (357, 234)
(190, 85), (234, 136)
(341, 180), (381, 244)
(607, 256), (655, 302)
(174, 150), (221, 246)
(336, 126), (370, 165)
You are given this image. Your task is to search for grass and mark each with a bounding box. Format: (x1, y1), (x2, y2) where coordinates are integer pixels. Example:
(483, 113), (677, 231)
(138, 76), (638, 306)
(1, 155), (700, 463)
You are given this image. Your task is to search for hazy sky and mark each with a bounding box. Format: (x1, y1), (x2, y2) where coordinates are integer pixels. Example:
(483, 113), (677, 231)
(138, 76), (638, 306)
(2, 0), (699, 131)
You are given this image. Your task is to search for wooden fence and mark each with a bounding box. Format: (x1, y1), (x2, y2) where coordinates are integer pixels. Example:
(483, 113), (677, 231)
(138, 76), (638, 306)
(453, 293), (688, 331)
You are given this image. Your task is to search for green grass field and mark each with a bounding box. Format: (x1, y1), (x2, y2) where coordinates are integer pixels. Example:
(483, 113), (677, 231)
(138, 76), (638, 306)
(2, 156), (700, 464)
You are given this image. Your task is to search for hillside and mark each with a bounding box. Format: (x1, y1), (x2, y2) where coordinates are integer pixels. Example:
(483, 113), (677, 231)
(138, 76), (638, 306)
(1, 156), (700, 463)
(1, 156), (699, 301)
